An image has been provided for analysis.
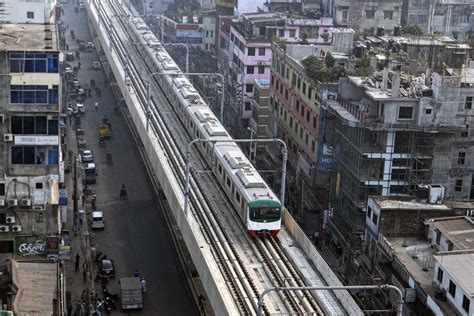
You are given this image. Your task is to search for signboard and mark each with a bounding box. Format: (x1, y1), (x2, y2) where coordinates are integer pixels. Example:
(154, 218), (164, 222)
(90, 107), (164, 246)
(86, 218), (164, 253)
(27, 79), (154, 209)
(59, 244), (71, 260)
(176, 37), (202, 44)
(15, 237), (47, 257)
(46, 236), (59, 255)
(317, 143), (333, 171)
(14, 135), (59, 146)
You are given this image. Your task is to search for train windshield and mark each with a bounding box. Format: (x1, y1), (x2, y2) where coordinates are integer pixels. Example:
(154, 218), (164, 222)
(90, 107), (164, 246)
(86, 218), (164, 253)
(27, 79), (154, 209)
(249, 207), (281, 222)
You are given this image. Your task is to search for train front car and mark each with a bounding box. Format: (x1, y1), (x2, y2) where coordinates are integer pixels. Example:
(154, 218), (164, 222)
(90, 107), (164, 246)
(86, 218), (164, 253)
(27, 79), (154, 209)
(247, 199), (281, 237)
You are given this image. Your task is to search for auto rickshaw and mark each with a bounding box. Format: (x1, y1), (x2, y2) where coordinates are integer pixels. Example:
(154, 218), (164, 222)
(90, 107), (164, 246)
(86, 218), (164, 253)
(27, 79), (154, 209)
(99, 123), (111, 139)
(106, 151), (112, 165)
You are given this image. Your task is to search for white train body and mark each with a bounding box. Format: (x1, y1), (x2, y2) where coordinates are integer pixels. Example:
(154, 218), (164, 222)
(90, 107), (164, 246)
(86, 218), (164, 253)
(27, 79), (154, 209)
(126, 16), (281, 236)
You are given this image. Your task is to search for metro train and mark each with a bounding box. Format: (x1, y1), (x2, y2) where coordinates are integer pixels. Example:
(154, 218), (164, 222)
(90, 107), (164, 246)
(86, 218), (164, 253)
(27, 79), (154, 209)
(126, 16), (282, 237)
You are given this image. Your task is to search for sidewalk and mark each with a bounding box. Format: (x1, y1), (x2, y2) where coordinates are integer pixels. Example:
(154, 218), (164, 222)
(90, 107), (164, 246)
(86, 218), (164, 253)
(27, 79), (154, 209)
(61, 4), (96, 315)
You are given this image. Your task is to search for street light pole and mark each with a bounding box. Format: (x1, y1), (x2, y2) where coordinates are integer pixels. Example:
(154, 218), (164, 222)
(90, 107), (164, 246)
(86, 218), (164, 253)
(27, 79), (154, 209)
(247, 126), (256, 161)
(145, 71), (165, 132)
(124, 42), (146, 80)
(256, 285), (404, 316)
(162, 43), (189, 73)
(184, 138), (287, 216)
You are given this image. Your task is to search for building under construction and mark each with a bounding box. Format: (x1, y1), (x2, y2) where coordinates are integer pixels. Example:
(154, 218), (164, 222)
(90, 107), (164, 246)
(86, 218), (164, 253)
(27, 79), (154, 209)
(324, 66), (474, 246)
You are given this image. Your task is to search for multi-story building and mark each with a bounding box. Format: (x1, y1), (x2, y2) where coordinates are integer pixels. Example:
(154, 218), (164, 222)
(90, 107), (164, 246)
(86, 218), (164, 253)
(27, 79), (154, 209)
(325, 65), (474, 243)
(249, 79), (270, 161)
(161, 13), (217, 52)
(361, 197), (474, 315)
(262, 31), (353, 215)
(333, 0), (402, 33)
(223, 13), (335, 135)
(401, 0), (473, 41)
(0, 23), (62, 313)
(0, 0), (57, 24)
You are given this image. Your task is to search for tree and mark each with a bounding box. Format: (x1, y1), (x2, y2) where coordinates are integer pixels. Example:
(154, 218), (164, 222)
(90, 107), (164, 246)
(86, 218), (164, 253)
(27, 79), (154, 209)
(302, 56), (347, 83)
(300, 31), (309, 45)
(402, 25), (423, 35)
(325, 53), (335, 68)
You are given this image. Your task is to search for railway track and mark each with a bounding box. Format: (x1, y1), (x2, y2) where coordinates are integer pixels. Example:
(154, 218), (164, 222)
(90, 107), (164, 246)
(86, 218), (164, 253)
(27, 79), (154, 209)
(92, 0), (329, 314)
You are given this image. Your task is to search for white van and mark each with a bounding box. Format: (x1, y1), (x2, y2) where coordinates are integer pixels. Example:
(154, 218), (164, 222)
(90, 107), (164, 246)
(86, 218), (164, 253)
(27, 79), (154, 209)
(91, 211), (105, 229)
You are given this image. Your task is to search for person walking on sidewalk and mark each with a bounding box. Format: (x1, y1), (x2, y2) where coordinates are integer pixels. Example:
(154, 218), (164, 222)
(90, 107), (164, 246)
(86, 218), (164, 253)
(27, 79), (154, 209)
(198, 295), (206, 314)
(94, 101), (99, 112)
(140, 277), (146, 293)
(75, 253), (80, 272)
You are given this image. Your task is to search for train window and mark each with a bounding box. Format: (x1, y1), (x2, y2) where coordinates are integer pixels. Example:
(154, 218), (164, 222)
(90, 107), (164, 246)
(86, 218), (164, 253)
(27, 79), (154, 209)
(226, 176), (231, 188)
(235, 192), (240, 203)
(218, 163), (223, 175)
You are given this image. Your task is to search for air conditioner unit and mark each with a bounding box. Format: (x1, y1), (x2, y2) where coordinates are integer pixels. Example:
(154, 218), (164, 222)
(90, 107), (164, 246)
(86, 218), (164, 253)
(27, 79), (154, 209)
(3, 134), (13, 142)
(0, 225), (9, 232)
(20, 199), (31, 207)
(32, 205), (45, 211)
(0, 115), (4, 124)
(5, 216), (15, 224)
(11, 225), (22, 232)
(0, 199), (5, 207)
(7, 199), (17, 207)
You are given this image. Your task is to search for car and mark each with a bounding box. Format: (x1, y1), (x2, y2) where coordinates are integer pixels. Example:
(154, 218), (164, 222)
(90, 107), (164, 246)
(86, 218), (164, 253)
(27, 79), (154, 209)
(92, 61), (101, 70)
(64, 67), (73, 76)
(79, 3), (85, 9)
(65, 53), (75, 61)
(86, 42), (95, 50)
(76, 103), (85, 114)
(82, 150), (93, 162)
(99, 259), (115, 278)
(91, 211), (105, 229)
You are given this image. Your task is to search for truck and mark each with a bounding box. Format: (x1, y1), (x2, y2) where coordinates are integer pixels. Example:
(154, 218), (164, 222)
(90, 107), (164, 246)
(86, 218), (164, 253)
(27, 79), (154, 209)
(120, 277), (143, 310)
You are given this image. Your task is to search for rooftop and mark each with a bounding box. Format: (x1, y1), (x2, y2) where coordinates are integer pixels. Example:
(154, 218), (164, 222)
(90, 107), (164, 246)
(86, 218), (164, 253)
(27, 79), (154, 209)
(431, 216), (474, 251)
(372, 34), (470, 48)
(385, 237), (458, 315)
(348, 70), (430, 100)
(12, 260), (57, 314)
(446, 67), (474, 85)
(371, 196), (450, 211)
(434, 251), (474, 297)
(0, 23), (58, 51)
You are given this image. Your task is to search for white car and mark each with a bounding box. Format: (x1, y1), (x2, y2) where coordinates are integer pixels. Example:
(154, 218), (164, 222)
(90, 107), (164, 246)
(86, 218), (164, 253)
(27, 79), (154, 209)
(82, 150), (93, 162)
(76, 103), (85, 114)
(93, 61), (101, 70)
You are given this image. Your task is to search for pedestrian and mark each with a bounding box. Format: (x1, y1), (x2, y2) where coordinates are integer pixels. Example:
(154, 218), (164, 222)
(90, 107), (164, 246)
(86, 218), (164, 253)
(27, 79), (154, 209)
(97, 88), (101, 97)
(78, 61), (81, 70)
(120, 185), (127, 200)
(198, 295), (206, 313)
(66, 44), (69, 51)
(79, 209), (85, 226)
(81, 194), (85, 206)
(94, 101), (98, 112)
(66, 24), (69, 30)
(140, 277), (146, 293)
(75, 253), (80, 272)
(133, 269), (139, 277)
(83, 269), (87, 283)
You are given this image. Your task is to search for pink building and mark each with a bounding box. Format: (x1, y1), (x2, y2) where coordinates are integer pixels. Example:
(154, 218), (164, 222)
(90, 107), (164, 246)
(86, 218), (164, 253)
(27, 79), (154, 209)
(223, 13), (334, 125)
